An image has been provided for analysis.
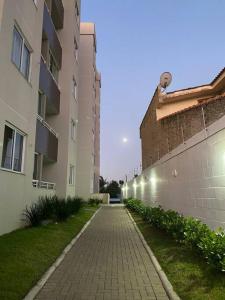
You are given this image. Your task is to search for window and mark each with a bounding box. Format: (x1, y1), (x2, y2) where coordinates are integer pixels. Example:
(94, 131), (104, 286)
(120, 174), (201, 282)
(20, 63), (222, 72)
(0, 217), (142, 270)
(72, 77), (77, 100)
(38, 92), (46, 118)
(71, 119), (76, 140)
(75, 2), (80, 25)
(74, 36), (78, 61)
(11, 27), (31, 80)
(33, 153), (42, 180)
(49, 51), (59, 82)
(1, 125), (25, 172)
(69, 165), (75, 185)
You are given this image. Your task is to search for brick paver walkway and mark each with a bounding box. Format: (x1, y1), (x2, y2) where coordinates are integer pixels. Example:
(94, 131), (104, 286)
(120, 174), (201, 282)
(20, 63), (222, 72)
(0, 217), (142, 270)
(36, 206), (169, 300)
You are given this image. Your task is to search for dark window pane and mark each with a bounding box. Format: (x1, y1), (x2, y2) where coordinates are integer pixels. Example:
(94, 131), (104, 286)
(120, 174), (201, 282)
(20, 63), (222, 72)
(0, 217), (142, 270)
(13, 132), (24, 172)
(38, 92), (45, 118)
(1, 126), (14, 169)
(12, 28), (22, 69)
(21, 44), (30, 79)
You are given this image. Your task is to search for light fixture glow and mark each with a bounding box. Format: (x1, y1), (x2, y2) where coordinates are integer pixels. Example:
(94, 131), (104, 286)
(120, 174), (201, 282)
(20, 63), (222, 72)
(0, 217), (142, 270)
(122, 137), (128, 143)
(140, 180), (146, 186)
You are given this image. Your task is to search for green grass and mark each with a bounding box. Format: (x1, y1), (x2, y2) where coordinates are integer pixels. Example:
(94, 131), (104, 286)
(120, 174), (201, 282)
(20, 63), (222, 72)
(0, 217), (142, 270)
(131, 211), (225, 300)
(0, 206), (98, 300)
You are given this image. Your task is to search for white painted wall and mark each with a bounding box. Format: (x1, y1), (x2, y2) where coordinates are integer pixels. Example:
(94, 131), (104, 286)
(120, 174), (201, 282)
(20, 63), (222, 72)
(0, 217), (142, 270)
(123, 115), (225, 229)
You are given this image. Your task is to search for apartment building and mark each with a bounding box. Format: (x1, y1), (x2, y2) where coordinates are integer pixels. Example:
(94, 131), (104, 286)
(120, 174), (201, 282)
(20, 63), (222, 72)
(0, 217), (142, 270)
(76, 23), (101, 199)
(0, 1), (100, 236)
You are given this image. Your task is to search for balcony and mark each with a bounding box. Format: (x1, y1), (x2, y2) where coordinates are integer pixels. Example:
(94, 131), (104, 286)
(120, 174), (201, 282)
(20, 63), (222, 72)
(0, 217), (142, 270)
(43, 3), (62, 68)
(51, 0), (64, 30)
(35, 117), (58, 162)
(32, 180), (56, 190)
(39, 58), (60, 115)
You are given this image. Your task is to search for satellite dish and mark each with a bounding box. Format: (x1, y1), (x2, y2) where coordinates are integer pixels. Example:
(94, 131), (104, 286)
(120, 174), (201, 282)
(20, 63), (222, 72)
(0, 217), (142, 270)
(160, 72), (172, 89)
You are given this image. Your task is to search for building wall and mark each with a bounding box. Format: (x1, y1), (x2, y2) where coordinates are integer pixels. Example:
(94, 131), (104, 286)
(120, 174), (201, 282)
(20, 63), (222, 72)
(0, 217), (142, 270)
(94, 72), (101, 192)
(124, 114), (225, 229)
(44, 0), (81, 198)
(141, 93), (225, 170)
(0, 0), (46, 235)
(0, 0), (5, 29)
(76, 22), (100, 199)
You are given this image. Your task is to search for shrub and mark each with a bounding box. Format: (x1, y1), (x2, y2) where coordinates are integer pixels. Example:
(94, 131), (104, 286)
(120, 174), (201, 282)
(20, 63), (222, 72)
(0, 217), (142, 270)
(23, 196), (83, 226)
(125, 198), (225, 272)
(67, 197), (83, 215)
(88, 198), (102, 206)
(23, 203), (42, 227)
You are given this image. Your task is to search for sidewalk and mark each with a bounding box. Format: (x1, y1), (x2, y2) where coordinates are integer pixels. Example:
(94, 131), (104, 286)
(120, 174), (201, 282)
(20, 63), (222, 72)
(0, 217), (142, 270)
(35, 206), (169, 300)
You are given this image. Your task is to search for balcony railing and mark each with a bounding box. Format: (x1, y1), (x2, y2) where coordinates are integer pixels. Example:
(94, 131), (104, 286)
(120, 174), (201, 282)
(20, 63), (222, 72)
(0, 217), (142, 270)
(51, 0), (64, 30)
(39, 57), (60, 115)
(43, 3), (62, 68)
(35, 118), (58, 162)
(32, 180), (56, 190)
(37, 114), (58, 137)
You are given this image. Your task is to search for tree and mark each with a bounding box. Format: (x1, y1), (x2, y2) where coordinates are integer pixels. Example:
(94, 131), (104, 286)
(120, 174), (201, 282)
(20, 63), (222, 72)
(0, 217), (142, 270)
(119, 180), (124, 186)
(99, 176), (108, 193)
(105, 180), (121, 198)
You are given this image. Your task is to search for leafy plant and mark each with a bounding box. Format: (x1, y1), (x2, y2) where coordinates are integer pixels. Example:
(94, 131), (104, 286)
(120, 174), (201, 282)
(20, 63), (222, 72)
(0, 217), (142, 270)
(125, 198), (225, 272)
(88, 198), (102, 206)
(23, 196), (83, 226)
(23, 204), (42, 227)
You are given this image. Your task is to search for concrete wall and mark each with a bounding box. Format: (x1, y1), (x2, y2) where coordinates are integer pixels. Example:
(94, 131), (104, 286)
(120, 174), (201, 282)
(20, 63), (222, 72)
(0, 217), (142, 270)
(124, 114), (225, 229)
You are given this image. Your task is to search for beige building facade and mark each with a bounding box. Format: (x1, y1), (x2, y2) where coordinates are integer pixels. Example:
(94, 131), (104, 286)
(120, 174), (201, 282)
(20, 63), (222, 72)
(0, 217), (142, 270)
(76, 23), (101, 199)
(0, 1), (100, 236)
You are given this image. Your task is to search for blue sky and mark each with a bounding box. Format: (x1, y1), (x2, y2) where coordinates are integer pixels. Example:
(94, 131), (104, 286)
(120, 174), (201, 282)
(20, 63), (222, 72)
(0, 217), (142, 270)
(81, 0), (225, 182)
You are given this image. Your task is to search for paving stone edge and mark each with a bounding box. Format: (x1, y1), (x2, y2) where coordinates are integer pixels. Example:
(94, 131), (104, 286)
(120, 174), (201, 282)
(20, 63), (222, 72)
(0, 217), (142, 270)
(126, 209), (181, 300)
(23, 206), (102, 300)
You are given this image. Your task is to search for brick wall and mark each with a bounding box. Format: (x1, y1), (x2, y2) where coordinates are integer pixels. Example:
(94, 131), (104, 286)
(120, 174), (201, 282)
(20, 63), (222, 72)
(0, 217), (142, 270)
(141, 96), (225, 170)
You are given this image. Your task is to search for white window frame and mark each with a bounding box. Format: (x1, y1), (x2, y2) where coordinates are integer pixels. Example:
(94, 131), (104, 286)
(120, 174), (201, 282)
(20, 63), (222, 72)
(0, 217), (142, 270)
(1, 123), (26, 174)
(11, 25), (31, 81)
(69, 165), (75, 185)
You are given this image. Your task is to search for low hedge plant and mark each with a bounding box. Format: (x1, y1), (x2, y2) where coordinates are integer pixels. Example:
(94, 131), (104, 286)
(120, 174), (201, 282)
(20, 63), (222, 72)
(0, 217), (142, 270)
(23, 196), (83, 227)
(125, 198), (225, 272)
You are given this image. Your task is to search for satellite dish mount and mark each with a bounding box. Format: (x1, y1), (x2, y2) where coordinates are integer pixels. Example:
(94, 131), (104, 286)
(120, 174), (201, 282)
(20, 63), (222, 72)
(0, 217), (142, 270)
(158, 72), (172, 103)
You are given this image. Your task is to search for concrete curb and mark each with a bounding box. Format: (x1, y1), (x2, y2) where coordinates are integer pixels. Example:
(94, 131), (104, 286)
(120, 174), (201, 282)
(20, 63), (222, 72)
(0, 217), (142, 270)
(23, 207), (102, 300)
(126, 209), (181, 300)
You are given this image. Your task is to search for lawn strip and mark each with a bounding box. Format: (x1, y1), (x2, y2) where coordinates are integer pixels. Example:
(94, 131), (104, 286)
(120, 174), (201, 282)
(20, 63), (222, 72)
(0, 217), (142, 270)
(130, 211), (225, 300)
(0, 206), (98, 300)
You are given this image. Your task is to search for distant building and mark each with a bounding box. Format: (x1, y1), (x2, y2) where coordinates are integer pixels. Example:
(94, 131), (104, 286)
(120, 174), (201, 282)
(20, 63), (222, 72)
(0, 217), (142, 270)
(0, 1), (100, 235)
(76, 23), (101, 199)
(141, 68), (225, 170)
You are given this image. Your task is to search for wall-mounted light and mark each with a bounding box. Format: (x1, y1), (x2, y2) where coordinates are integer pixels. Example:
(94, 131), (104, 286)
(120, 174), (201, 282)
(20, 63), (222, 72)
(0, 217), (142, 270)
(172, 169), (178, 177)
(133, 182), (137, 189)
(140, 180), (146, 187)
(149, 177), (156, 184)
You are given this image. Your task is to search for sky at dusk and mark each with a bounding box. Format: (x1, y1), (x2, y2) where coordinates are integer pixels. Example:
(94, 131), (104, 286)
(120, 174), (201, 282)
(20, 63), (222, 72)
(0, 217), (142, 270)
(81, 0), (225, 182)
